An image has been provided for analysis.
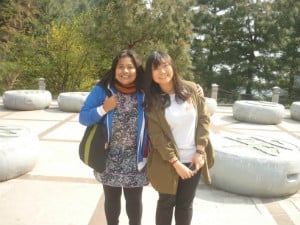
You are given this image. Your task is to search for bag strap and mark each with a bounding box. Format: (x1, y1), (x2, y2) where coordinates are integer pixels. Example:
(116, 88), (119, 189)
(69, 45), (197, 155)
(95, 82), (112, 123)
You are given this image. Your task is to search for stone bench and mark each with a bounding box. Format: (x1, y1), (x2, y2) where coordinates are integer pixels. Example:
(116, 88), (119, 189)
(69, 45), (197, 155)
(290, 102), (300, 121)
(0, 125), (39, 181)
(57, 92), (89, 112)
(209, 134), (300, 197)
(3, 90), (52, 111)
(233, 100), (285, 124)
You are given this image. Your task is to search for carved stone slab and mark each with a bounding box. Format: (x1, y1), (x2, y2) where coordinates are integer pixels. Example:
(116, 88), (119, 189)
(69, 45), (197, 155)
(209, 135), (300, 197)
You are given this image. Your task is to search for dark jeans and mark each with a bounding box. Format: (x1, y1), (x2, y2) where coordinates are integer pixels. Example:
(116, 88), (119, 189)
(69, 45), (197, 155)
(103, 185), (143, 225)
(156, 168), (202, 225)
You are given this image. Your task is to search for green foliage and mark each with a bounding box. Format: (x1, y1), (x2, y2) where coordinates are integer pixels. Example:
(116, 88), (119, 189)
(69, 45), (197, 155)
(274, 0), (300, 102)
(191, 0), (299, 103)
(1, 0), (299, 105)
(42, 18), (97, 95)
(0, 0), (38, 94)
(90, 0), (195, 78)
(0, 0), (196, 96)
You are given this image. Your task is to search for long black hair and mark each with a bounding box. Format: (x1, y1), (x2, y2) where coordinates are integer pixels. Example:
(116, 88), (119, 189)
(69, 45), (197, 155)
(143, 50), (191, 111)
(98, 49), (144, 91)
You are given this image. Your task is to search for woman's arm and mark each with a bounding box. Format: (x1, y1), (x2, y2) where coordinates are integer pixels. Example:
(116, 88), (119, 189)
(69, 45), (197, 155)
(79, 86), (109, 126)
(195, 95), (210, 146)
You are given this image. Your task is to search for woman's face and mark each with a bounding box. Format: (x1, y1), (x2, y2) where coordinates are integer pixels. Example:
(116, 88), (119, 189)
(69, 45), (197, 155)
(152, 59), (173, 85)
(115, 56), (137, 85)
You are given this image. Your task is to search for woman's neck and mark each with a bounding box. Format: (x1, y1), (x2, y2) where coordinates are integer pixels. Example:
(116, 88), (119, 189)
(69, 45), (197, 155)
(160, 83), (175, 94)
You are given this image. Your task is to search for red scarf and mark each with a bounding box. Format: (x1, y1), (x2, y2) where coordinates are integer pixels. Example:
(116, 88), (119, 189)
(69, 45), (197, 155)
(114, 80), (137, 94)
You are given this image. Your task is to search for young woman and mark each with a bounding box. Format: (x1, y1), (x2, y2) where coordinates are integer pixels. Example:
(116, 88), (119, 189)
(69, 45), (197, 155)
(79, 49), (148, 225)
(143, 51), (214, 225)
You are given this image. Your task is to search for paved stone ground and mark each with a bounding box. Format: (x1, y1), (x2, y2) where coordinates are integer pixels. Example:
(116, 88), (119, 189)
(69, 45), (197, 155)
(0, 98), (299, 225)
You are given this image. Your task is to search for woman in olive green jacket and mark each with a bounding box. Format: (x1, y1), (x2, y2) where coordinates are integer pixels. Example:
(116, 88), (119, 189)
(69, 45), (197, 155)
(143, 51), (214, 225)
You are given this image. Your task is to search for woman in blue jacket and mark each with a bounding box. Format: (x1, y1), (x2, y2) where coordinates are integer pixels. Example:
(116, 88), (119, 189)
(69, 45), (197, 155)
(79, 49), (148, 225)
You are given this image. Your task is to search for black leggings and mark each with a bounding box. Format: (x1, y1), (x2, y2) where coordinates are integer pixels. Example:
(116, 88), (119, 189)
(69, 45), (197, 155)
(155, 169), (202, 225)
(103, 185), (143, 225)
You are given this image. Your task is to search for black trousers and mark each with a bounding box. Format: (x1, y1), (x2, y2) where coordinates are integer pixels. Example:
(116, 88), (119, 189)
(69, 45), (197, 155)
(155, 169), (202, 225)
(103, 185), (143, 225)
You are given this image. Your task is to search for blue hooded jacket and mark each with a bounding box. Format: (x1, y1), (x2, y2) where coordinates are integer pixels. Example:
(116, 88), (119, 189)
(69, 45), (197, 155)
(79, 84), (148, 171)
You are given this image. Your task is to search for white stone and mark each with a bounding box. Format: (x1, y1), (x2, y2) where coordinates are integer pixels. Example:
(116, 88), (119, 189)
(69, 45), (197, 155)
(233, 100), (285, 124)
(0, 124), (39, 181)
(58, 92), (89, 112)
(3, 90), (52, 110)
(290, 102), (300, 121)
(209, 134), (300, 197)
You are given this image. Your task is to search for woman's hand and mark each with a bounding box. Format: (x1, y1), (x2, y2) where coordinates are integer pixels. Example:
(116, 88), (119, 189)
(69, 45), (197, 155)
(102, 95), (118, 112)
(196, 84), (204, 97)
(173, 161), (194, 180)
(189, 153), (205, 175)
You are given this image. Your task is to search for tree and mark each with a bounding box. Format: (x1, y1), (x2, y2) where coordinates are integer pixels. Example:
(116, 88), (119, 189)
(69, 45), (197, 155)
(1, 0), (197, 95)
(0, 0), (38, 93)
(274, 0), (300, 102)
(192, 0), (234, 98)
(12, 0), (95, 96)
(45, 14), (98, 95)
(192, 0), (280, 101)
(89, 0), (196, 79)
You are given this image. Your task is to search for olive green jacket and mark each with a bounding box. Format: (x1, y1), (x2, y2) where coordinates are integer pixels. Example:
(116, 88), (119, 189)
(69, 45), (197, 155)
(146, 81), (215, 195)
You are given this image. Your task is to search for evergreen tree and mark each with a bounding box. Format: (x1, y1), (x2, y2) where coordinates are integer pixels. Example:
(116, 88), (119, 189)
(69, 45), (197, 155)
(90, 0), (196, 79)
(192, 0), (279, 101)
(274, 0), (300, 102)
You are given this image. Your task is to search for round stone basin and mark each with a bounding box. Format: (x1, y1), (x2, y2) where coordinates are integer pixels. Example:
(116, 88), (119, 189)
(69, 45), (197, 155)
(291, 102), (300, 121)
(210, 135), (300, 197)
(233, 100), (285, 125)
(57, 92), (89, 112)
(3, 90), (52, 111)
(0, 125), (39, 181)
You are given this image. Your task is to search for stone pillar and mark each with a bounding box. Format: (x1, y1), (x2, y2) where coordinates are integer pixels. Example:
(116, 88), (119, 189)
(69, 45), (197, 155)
(38, 78), (46, 90)
(211, 83), (219, 100)
(272, 86), (280, 103)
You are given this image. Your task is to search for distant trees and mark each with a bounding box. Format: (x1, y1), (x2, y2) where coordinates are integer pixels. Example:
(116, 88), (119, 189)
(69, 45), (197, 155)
(192, 0), (300, 103)
(274, 0), (300, 101)
(0, 0), (299, 104)
(0, 0), (196, 96)
(0, 0), (38, 93)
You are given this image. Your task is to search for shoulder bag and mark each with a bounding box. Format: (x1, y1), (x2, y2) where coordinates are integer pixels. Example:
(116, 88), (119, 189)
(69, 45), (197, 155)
(79, 84), (111, 173)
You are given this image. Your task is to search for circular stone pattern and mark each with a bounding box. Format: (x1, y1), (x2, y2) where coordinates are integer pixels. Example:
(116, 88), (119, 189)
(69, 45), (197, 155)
(205, 97), (217, 116)
(57, 92), (89, 112)
(0, 124), (39, 181)
(209, 135), (300, 197)
(290, 102), (300, 121)
(233, 100), (285, 124)
(3, 90), (52, 111)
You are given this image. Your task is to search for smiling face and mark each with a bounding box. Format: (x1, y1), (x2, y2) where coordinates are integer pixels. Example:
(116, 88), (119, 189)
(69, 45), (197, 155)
(115, 56), (137, 85)
(152, 59), (174, 88)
